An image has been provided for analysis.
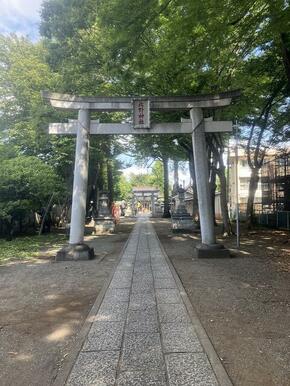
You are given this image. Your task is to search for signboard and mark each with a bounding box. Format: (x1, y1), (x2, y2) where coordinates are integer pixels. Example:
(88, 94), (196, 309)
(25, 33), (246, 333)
(133, 98), (150, 129)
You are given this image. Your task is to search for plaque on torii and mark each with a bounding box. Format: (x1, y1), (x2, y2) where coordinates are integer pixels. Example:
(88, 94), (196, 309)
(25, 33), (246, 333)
(133, 98), (150, 129)
(42, 90), (240, 260)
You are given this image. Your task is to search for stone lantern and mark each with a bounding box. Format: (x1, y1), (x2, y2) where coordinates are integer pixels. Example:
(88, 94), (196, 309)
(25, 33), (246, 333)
(94, 192), (115, 234)
(171, 186), (196, 232)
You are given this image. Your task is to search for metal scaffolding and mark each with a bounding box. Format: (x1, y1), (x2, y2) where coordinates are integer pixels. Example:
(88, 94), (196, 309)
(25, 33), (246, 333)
(261, 152), (290, 212)
(258, 152), (290, 229)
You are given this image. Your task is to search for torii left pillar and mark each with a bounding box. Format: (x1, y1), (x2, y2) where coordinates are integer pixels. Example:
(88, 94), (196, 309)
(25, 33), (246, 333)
(56, 109), (94, 261)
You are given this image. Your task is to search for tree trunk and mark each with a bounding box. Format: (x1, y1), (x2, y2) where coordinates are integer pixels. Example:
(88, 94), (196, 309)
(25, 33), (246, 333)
(188, 150), (199, 221)
(217, 150), (233, 235)
(39, 193), (54, 235)
(5, 217), (13, 241)
(172, 159), (179, 195)
(218, 169), (233, 235)
(246, 168), (260, 228)
(209, 167), (217, 226)
(162, 156), (171, 218)
(107, 158), (114, 206)
(97, 160), (106, 192)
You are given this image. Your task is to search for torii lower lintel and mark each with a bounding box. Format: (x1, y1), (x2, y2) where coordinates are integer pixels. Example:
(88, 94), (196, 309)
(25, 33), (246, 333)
(48, 120), (233, 135)
(42, 91), (240, 261)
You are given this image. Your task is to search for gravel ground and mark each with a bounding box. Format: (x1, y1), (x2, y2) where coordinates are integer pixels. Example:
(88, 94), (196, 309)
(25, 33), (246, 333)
(0, 219), (135, 386)
(152, 218), (290, 386)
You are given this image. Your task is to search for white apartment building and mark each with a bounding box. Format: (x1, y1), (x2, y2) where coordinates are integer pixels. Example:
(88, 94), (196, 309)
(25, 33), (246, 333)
(173, 147), (280, 219)
(228, 148), (263, 216)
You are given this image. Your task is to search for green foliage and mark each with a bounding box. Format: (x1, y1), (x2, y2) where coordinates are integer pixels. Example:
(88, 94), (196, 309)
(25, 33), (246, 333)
(0, 233), (67, 263)
(0, 34), (78, 188)
(129, 173), (154, 187)
(0, 0), (289, 235)
(117, 160), (164, 200)
(0, 155), (63, 220)
(150, 161), (164, 192)
(117, 174), (133, 200)
(38, 0), (290, 130)
(0, 35), (60, 154)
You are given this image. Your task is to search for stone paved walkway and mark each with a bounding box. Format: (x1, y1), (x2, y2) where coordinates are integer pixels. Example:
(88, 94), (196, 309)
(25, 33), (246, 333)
(66, 217), (226, 385)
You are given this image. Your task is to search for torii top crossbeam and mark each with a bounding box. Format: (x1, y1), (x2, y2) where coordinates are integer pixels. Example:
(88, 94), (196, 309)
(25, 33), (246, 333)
(42, 90), (240, 111)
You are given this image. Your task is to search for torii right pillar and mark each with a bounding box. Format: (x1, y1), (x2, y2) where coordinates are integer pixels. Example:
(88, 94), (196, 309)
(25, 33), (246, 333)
(190, 108), (230, 258)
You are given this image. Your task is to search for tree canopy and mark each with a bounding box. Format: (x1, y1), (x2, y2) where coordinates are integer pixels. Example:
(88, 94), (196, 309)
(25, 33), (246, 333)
(0, 0), (289, 233)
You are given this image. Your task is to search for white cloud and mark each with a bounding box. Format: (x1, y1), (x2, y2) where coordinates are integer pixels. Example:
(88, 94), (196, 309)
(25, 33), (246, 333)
(0, 0), (42, 39)
(122, 165), (150, 178)
(0, 0), (42, 19)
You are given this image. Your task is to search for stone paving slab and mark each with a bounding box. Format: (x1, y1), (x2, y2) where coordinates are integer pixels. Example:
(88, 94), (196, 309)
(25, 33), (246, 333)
(155, 288), (182, 304)
(153, 270), (173, 279)
(158, 303), (191, 324)
(126, 307), (159, 333)
(132, 277), (154, 285)
(116, 371), (167, 386)
(131, 282), (155, 293)
(103, 288), (130, 303)
(65, 217), (228, 385)
(154, 277), (177, 289)
(120, 332), (164, 372)
(161, 323), (203, 353)
(129, 292), (156, 309)
(66, 351), (119, 386)
(109, 276), (132, 289)
(165, 353), (219, 386)
(95, 302), (128, 322)
(83, 321), (125, 352)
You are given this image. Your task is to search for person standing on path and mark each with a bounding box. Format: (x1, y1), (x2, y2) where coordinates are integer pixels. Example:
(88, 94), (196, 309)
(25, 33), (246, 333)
(111, 202), (120, 224)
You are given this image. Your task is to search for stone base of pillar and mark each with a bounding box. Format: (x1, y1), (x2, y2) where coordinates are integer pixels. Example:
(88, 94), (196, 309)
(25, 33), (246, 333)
(195, 243), (230, 258)
(171, 217), (197, 233)
(94, 217), (115, 234)
(56, 243), (95, 261)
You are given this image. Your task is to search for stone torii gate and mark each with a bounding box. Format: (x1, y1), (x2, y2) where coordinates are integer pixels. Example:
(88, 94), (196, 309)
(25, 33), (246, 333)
(132, 187), (160, 215)
(42, 91), (240, 260)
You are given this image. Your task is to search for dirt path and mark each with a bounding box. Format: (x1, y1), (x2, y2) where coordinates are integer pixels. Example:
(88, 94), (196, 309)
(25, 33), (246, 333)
(0, 219), (135, 386)
(153, 219), (290, 386)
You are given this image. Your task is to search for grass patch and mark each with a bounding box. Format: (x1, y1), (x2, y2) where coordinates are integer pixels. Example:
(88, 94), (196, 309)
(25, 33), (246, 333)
(0, 233), (68, 263)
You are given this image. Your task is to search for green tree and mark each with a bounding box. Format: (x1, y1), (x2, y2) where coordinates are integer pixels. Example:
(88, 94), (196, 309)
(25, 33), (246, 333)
(39, 0), (289, 228)
(0, 35), (61, 155)
(117, 174), (133, 200)
(150, 161), (164, 192)
(0, 155), (63, 238)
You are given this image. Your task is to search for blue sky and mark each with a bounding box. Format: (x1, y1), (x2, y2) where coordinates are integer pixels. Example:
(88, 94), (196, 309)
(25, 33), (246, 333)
(0, 0), (42, 40)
